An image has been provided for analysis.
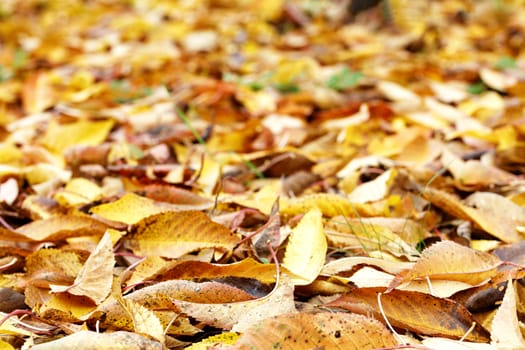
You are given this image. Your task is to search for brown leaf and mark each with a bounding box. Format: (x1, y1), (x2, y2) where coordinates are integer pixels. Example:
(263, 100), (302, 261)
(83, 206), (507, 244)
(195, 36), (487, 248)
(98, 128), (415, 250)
(327, 287), (490, 342)
(234, 312), (398, 350)
(138, 184), (214, 208)
(124, 211), (239, 259)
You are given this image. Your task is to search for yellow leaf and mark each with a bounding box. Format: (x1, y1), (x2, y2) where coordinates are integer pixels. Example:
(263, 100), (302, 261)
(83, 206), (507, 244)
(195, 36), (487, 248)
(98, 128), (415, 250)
(22, 72), (56, 114)
(197, 154), (221, 195)
(0, 340), (15, 350)
(324, 217), (419, 258)
(40, 292), (97, 322)
(26, 248), (83, 286)
(41, 119), (114, 154)
(282, 209), (326, 285)
(124, 211), (239, 259)
(90, 192), (183, 225)
(54, 177), (103, 206)
(281, 193), (377, 218)
(220, 179), (283, 215)
(146, 258), (278, 285)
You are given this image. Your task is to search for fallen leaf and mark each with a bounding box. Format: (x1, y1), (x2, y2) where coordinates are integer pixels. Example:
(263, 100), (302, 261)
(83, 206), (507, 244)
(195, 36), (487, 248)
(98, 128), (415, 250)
(15, 215), (108, 242)
(29, 330), (163, 350)
(422, 187), (523, 242)
(97, 279), (256, 331)
(153, 258), (278, 285)
(41, 119), (114, 154)
(121, 298), (165, 344)
(281, 193), (377, 218)
(172, 275), (296, 331)
(348, 168), (398, 203)
(491, 280), (525, 349)
(123, 211), (239, 259)
(282, 209), (326, 285)
(90, 192), (187, 225)
(234, 312), (397, 350)
(327, 287), (490, 342)
(388, 241), (501, 291)
(50, 231), (114, 304)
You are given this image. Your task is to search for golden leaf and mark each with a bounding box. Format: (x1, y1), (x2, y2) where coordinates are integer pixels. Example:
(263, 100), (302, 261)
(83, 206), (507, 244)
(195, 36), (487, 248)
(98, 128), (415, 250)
(123, 211), (239, 259)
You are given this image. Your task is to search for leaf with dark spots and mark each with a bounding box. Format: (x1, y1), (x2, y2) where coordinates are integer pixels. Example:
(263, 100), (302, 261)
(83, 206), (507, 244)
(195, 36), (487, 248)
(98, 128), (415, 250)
(326, 287), (490, 342)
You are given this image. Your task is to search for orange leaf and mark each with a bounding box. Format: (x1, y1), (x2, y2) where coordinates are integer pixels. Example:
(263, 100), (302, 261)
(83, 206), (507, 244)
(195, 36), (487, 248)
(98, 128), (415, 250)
(150, 258), (278, 284)
(123, 211), (239, 259)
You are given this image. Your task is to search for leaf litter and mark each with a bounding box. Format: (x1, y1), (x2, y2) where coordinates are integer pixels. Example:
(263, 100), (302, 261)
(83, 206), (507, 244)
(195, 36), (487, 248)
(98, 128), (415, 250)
(1, 0), (525, 349)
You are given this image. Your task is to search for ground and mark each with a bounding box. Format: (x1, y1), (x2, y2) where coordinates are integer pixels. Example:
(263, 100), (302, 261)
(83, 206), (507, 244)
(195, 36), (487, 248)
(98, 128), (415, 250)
(0, 0), (525, 349)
